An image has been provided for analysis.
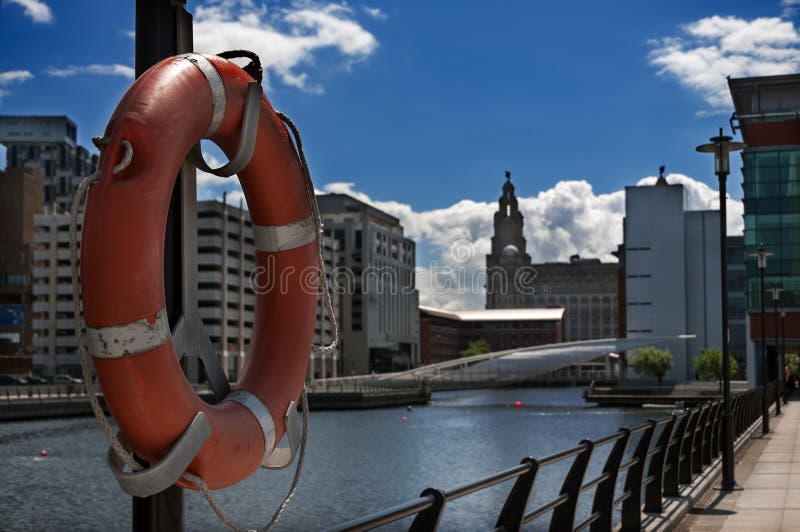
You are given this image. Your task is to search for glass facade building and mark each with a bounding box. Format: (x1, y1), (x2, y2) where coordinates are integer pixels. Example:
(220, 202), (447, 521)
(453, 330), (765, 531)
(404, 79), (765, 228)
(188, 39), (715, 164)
(742, 149), (800, 309)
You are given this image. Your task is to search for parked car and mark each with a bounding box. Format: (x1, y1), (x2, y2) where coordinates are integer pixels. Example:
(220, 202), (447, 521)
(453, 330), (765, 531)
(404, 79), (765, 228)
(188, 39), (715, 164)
(52, 374), (83, 385)
(26, 375), (48, 385)
(0, 374), (26, 385)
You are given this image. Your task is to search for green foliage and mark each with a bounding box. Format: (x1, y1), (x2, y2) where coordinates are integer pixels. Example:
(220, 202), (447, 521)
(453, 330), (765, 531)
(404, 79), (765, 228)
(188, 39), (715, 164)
(460, 339), (491, 358)
(630, 347), (674, 386)
(786, 353), (800, 376)
(694, 348), (737, 382)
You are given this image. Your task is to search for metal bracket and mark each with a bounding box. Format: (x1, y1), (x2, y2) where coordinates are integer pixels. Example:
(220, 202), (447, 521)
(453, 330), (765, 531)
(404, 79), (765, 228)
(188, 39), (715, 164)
(172, 310), (231, 402)
(262, 401), (301, 469)
(107, 412), (212, 498)
(190, 81), (263, 177)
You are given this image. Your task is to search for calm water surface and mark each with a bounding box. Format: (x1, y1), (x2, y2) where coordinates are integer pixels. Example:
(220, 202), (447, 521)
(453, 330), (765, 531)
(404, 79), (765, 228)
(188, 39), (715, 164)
(0, 387), (670, 531)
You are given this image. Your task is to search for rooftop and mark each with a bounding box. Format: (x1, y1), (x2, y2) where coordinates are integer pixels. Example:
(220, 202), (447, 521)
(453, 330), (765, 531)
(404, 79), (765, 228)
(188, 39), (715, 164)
(420, 306), (565, 322)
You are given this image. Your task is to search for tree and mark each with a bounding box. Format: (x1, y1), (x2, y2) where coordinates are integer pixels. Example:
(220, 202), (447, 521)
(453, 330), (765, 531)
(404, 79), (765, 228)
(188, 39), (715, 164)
(786, 353), (800, 376)
(630, 347), (673, 387)
(460, 339), (491, 357)
(694, 348), (737, 391)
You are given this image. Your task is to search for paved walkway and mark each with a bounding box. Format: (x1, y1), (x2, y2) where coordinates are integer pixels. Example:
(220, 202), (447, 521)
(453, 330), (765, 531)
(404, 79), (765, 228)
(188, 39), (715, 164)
(682, 398), (800, 531)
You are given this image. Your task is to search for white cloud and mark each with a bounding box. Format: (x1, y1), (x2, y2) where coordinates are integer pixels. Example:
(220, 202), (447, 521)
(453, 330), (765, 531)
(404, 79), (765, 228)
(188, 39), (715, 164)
(45, 64), (135, 79)
(0, 69), (33, 85)
(6, 0), (53, 23)
(362, 6), (386, 20)
(195, 152), (247, 207)
(193, 0), (378, 93)
(0, 69), (34, 108)
(648, 15), (800, 114)
(319, 175), (743, 309)
(783, 0), (800, 19)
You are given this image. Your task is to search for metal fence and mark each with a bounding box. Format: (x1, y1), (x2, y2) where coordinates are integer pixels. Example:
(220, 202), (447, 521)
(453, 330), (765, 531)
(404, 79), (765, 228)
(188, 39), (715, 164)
(324, 385), (774, 532)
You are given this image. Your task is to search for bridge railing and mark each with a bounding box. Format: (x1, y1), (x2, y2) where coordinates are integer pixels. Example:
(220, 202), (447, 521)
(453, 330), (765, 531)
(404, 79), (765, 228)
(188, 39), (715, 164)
(323, 385), (774, 532)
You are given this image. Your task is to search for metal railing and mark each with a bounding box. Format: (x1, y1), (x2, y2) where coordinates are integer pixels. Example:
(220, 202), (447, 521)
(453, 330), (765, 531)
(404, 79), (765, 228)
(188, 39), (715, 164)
(325, 385), (775, 532)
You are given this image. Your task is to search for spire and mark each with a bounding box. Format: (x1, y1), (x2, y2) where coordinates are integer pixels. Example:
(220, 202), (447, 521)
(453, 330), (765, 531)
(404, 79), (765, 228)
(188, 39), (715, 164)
(656, 165), (668, 186)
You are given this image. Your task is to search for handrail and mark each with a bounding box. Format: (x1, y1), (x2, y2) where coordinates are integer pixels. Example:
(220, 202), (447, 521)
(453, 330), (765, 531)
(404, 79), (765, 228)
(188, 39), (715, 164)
(323, 386), (773, 532)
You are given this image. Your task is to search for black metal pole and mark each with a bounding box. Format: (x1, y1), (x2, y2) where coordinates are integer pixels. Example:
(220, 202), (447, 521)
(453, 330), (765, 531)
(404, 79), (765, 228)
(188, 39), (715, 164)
(774, 294), (782, 416)
(717, 160), (738, 490)
(760, 260), (769, 435)
(133, 1), (192, 530)
(783, 310), (788, 404)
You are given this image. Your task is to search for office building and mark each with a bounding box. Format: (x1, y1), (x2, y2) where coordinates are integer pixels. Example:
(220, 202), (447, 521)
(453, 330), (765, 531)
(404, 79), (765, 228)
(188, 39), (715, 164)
(485, 173), (618, 341)
(419, 306), (564, 364)
(729, 74), (800, 387)
(0, 115), (97, 211)
(623, 178), (722, 381)
(30, 199), (340, 379)
(530, 256), (618, 341)
(727, 235), (747, 379)
(318, 193), (420, 375)
(0, 167), (43, 373)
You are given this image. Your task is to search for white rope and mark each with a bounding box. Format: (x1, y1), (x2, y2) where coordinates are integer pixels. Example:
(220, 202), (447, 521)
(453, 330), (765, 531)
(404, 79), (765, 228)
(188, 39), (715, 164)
(275, 110), (339, 357)
(70, 173), (142, 473)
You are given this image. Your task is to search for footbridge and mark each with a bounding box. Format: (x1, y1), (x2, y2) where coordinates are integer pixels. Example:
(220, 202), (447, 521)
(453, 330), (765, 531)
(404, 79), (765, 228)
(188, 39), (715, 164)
(309, 336), (683, 392)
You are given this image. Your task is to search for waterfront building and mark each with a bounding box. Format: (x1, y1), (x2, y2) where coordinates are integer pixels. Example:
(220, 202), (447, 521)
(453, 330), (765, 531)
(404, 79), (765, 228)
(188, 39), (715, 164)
(0, 167), (43, 374)
(419, 306), (564, 364)
(727, 235), (747, 379)
(729, 74), (800, 387)
(317, 193), (420, 375)
(0, 116), (97, 211)
(485, 172), (618, 342)
(530, 256), (618, 342)
(30, 199), (340, 379)
(623, 178), (722, 381)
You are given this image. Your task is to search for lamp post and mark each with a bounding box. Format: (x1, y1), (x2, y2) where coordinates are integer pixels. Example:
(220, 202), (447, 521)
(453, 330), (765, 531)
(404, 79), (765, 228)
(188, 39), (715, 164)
(750, 243), (773, 435)
(697, 128), (745, 490)
(769, 285), (784, 415)
(781, 306), (787, 404)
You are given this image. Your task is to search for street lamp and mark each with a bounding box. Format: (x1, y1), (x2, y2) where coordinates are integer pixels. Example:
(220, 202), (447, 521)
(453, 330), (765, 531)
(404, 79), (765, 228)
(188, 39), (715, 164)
(769, 285), (784, 415)
(749, 243), (773, 435)
(781, 306), (787, 404)
(697, 128), (745, 490)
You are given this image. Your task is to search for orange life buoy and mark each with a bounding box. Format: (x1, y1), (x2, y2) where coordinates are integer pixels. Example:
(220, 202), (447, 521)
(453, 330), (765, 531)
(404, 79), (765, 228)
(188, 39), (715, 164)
(80, 53), (317, 490)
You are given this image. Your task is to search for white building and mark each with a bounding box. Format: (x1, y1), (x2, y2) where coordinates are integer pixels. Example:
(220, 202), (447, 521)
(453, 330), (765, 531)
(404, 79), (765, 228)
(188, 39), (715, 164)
(623, 178), (722, 381)
(30, 200), (341, 380)
(318, 193), (420, 375)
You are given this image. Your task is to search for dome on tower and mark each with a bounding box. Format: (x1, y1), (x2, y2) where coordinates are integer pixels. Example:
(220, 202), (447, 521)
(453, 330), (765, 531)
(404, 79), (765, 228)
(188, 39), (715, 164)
(502, 244), (520, 256)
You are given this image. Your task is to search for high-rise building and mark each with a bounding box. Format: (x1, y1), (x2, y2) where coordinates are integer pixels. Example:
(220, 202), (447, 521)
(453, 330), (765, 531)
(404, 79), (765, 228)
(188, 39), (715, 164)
(623, 178), (722, 381)
(317, 193), (420, 375)
(0, 167), (43, 373)
(485, 173), (618, 341)
(727, 235), (747, 379)
(0, 115), (97, 211)
(30, 199), (340, 379)
(729, 74), (800, 387)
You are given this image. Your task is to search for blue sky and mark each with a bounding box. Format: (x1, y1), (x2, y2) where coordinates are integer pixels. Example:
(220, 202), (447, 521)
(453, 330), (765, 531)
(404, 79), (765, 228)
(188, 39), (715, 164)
(2, 0), (799, 307)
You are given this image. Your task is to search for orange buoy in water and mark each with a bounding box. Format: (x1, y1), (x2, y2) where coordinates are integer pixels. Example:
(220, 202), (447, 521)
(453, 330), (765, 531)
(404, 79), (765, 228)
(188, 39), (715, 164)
(514, 401), (522, 408)
(40, 450), (48, 457)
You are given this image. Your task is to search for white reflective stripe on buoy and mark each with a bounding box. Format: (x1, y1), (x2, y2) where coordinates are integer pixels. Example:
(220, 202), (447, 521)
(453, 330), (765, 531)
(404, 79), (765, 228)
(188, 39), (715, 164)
(87, 307), (171, 359)
(179, 53), (226, 137)
(253, 215), (317, 252)
(223, 390), (277, 463)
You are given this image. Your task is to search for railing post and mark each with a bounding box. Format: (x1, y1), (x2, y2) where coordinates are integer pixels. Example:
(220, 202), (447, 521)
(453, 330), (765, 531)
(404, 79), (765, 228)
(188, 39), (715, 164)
(590, 429), (630, 532)
(679, 409), (699, 484)
(409, 488), (446, 532)
(645, 415), (676, 513)
(664, 413), (689, 496)
(495, 458), (539, 532)
(706, 401), (721, 464)
(693, 406), (710, 474)
(620, 422), (656, 532)
(549, 441), (593, 532)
